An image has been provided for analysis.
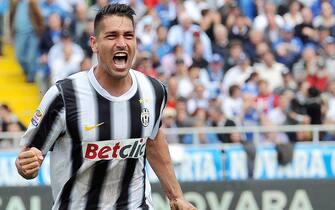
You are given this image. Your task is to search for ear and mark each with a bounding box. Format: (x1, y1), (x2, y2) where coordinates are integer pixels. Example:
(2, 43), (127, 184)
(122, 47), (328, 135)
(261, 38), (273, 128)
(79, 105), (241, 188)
(90, 36), (98, 53)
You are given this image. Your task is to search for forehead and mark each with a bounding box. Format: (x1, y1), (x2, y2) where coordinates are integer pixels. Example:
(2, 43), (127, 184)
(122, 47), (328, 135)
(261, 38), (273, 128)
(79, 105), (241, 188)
(100, 15), (134, 33)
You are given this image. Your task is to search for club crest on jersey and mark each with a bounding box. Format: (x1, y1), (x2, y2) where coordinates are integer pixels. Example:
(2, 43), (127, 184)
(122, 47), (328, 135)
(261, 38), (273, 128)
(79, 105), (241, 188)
(141, 108), (149, 127)
(31, 108), (43, 127)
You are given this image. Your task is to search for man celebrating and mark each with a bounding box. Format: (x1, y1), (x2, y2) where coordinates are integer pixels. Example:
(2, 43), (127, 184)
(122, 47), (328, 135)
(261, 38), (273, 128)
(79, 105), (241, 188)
(15, 4), (196, 210)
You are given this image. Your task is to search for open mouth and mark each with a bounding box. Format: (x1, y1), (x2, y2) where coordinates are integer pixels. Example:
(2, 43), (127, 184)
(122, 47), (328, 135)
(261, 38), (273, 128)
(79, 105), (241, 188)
(113, 52), (128, 69)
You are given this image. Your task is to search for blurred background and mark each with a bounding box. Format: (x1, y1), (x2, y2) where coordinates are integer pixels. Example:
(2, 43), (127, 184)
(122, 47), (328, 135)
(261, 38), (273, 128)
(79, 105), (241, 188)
(1, 0), (335, 209)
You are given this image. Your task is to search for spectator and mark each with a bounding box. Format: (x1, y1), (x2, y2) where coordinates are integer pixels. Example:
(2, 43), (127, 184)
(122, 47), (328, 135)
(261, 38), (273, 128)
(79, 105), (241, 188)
(305, 58), (329, 92)
(242, 72), (259, 97)
(137, 51), (157, 78)
(221, 84), (244, 125)
(321, 36), (335, 81)
(161, 44), (192, 78)
(182, 108), (219, 144)
(0, 104), (25, 133)
(253, 1), (285, 32)
(191, 40), (209, 70)
(177, 65), (203, 99)
(78, 16), (95, 63)
(242, 93), (260, 142)
(228, 14), (250, 44)
(255, 79), (280, 114)
(294, 7), (318, 47)
(40, 0), (66, 21)
(152, 25), (172, 61)
(36, 12), (63, 95)
(313, 1), (335, 29)
(161, 107), (179, 144)
(324, 80), (335, 140)
(203, 53), (224, 97)
(136, 15), (157, 51)
(155, 0), (176, 28)
(254, 51), (285, 92)
(48, 29), (84, 84)
(212, 24), (229, 61)
(187, 82), (209, 115)
(293, 47), (318, 83)
(273, 25), (303, 69)
(69, 2), (88, 42)
(167, 12), (212, 61)
(287, 81), (312, 142)
(207, 105), (242, 143)
(223, 52), (253, 93)
(283, 1), (303, 27)
(223, 40), (244, 71)
(10, 0), (44, 82)
(245, 29), (265, 64)
(264, 13), (282, 44)
(87, 0), (109, 19)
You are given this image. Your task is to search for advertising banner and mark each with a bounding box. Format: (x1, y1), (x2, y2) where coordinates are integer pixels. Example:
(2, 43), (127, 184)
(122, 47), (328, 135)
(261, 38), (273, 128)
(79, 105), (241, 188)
(151, 180), (335, 210)
(224, 144), (335, 180)
(1, 180), (334, 210)
(1, 143), (335, 186)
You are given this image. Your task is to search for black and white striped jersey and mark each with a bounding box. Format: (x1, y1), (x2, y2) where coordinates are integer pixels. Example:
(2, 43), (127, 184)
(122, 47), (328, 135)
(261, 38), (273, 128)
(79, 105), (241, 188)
(21, 67), (167, 210)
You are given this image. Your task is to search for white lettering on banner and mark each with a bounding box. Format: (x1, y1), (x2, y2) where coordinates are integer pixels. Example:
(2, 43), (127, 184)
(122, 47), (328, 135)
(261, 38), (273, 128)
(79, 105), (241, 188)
(0, 196), (41, 210)
(252, 148), (331, 179)
(289, 190), (313, 210)
(151, 194), (170, 210)
(309, 150), (326, 177)
(184, 192), (207, 210)
(206, 191), (233, 210)
(331, 151), (335, 175)
(152, 190), (314, 210)
(5, 196), (26, 210)
(82, 138), (147, 161)
(175, 152), (219, 182)
(178, 155), (193, 181)
(236, 191), (260, 210)
(30, 196), (41, 210)
(230, 150), (248, 179)
(262, 191), (287, 210)
(198, 153), (217, 181)
(294, 150), (309, 178)
(276, 163), (293, 178)
(254, 150), (277, 179)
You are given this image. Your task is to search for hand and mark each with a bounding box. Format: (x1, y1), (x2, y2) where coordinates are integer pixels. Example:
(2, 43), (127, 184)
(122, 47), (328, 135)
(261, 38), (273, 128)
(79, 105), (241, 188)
(170, 198), (197, 210)
(16, 147), (43, 179)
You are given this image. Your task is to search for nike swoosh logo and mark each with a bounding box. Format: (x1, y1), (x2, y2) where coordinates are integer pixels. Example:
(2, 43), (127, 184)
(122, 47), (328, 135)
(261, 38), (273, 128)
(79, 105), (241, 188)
(84, 122), (105, 131)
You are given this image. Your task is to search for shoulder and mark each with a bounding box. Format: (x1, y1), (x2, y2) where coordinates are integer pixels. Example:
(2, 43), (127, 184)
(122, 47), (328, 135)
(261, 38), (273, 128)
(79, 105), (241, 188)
(133, 69), (165, 88)
(56, 71), (89, 89)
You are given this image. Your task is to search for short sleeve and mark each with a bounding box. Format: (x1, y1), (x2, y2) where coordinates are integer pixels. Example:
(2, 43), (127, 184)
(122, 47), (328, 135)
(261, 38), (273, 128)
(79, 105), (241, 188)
(21, 85), (66, 155)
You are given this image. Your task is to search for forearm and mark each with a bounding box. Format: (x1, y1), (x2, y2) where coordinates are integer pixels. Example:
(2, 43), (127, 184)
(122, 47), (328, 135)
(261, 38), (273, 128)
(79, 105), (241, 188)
(147, 129), (183, 201)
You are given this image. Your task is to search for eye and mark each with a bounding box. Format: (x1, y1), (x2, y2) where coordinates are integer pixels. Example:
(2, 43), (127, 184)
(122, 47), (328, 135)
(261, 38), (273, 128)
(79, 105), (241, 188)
(125, 33), (134, 39)
(106, 33), (116, 39)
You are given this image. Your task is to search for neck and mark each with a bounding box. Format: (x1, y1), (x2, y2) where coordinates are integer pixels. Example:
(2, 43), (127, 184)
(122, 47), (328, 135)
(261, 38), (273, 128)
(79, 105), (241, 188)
(94, 66), (133, 97)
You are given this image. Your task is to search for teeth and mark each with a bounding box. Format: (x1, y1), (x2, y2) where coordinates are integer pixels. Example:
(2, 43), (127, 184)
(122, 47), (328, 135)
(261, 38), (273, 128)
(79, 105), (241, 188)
(115, 53), (127, 56)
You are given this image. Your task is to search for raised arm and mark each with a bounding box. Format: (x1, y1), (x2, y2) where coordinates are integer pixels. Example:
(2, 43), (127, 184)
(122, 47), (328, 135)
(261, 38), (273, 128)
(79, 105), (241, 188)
(146, 128), (196, 210)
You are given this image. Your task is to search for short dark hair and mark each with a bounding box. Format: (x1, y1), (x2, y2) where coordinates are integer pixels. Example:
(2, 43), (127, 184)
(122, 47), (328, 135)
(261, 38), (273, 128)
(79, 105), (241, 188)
(94, 3), (136, 36)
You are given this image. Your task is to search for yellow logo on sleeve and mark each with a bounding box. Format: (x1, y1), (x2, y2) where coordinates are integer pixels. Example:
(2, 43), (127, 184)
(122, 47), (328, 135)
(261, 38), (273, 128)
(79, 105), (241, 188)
(84, 122), (105, 131)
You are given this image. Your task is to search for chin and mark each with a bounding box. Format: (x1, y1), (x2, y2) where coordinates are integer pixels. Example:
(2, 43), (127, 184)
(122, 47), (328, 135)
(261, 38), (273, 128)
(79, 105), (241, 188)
(109, 68), (129, 79)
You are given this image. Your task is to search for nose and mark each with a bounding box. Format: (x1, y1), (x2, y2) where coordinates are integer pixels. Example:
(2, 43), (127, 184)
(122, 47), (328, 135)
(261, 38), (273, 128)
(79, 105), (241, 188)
(116, 37), (127, 49)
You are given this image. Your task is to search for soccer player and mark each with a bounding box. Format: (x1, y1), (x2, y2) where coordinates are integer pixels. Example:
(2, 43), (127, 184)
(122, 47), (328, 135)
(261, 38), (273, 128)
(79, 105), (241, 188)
(15, 4), (196, 210)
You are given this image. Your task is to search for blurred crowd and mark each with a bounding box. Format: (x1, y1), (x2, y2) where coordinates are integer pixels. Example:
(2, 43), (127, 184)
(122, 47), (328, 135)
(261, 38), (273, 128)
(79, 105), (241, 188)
(1, 0), (335, 145)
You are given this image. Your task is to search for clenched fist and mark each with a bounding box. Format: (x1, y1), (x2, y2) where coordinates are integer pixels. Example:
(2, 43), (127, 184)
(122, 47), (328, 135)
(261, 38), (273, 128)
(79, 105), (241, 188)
(170, 198), (197, 210)
(15, 147), (44, 179)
